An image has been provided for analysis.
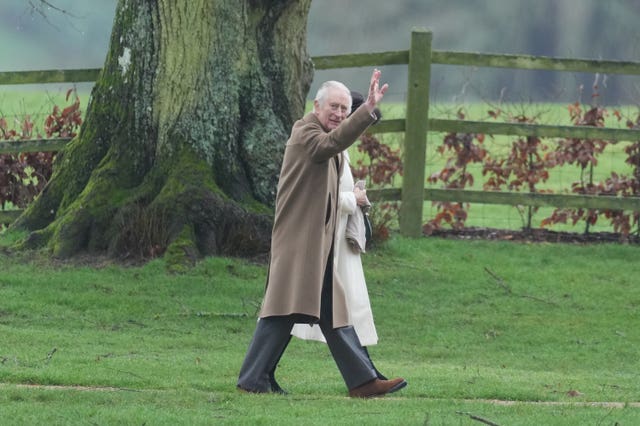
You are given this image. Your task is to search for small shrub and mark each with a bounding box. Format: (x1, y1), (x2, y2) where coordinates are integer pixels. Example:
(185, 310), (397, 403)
(424, 109), (486, 234)
(351, 133), (403, 242)
(542, 102), (610, 234)
(0, 89), (82, 210)
(482, 111), (553, 230)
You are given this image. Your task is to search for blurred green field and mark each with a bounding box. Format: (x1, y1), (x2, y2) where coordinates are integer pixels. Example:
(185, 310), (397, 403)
(0, 85), (93, 136)
(366, 101), (640, 234)
(2, 90), (639, 234)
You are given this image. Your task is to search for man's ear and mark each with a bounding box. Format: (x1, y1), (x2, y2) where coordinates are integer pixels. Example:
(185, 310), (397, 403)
(313, 99), (320, 113)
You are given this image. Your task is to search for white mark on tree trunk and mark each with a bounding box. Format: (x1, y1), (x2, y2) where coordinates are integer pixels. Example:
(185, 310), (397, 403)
(118, 47), (132, 76)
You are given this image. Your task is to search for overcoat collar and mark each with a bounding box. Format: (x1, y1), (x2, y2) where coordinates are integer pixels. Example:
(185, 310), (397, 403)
(305, 112), (344, 173)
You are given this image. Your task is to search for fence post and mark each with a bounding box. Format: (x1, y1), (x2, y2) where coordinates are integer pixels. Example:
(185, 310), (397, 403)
(400, 28), (432, 237)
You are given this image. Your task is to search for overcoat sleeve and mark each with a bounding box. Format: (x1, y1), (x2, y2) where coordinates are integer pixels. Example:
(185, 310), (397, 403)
(296, 106), (376, 163)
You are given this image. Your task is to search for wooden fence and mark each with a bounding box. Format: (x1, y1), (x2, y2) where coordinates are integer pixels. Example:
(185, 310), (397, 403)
(3, 28), (640, 235)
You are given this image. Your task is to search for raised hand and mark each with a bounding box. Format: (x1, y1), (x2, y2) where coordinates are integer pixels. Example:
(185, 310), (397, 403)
(365, 69), (389, 109)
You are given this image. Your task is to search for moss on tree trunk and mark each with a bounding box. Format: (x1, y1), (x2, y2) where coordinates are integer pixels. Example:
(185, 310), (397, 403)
(13, 0), (313, 266)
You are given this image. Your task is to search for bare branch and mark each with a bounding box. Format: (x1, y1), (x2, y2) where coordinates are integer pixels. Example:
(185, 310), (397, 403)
(29, 0), (77, 17)
(456, 411), (501, 426)
(484, 266), (512, 294)
(44, 347), (57, 364)
(25, 0), (81, 32)
(484, 267), (558, 306)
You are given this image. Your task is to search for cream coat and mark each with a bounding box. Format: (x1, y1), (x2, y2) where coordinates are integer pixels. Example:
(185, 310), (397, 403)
(291, 151), (379, 345)
(259, 107), (376, 328)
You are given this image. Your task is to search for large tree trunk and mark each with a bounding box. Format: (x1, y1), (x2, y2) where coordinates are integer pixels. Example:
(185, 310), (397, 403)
(13, 0), (313, 266)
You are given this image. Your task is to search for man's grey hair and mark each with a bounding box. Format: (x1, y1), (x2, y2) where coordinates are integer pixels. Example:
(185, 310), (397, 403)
(314, 81), (352, 111)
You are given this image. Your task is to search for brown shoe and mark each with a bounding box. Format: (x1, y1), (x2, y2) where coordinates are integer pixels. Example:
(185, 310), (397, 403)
(348, 378), (407, 398)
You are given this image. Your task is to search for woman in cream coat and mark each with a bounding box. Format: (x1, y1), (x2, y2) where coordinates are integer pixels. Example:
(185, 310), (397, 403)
(291, 150), (379, 348)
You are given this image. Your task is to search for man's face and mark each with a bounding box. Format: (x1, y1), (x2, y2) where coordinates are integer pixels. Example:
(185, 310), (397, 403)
(313, 88), (351, 131)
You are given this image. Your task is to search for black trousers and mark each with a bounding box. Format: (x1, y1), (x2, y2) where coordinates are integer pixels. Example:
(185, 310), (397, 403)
(237, 256), (377, 392)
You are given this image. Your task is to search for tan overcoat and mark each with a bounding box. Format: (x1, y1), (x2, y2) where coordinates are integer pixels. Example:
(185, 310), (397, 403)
(259, 107), (375, 328)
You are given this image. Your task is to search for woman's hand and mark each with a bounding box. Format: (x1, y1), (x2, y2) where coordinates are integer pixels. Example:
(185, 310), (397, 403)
(354, 187), (368, 206)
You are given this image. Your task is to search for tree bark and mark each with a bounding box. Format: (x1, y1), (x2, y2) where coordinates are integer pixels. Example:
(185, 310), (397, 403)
(13, 0), (313, 266)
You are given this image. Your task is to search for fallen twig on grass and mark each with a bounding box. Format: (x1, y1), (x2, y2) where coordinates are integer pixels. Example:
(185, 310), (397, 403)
(484, 267), (512, 293)
(456, 411), (500, 426)
(8, 383), (141, 392)
(45, 348), (57, 364)
(484, 267), (558, 306)
(195, 312), (248, 318)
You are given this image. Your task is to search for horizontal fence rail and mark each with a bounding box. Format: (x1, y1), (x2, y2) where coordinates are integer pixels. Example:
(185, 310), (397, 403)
(367, 188), (640, 211)
(0, 68), (101, 85)
(0, 138), (71, 154)
(5, 49), (638, 86)
(368, 188), (640, 211)
(3, 29), (640, 236)
(310, 51), (640, 75)
(431, 51), (640, 75)
(425, 189), (640, 210)
(430, 119), (640, 142)
(368, 118), (640, 143)
(313, 51), (410, 69)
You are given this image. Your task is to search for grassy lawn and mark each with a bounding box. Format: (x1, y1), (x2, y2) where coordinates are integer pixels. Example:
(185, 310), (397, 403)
(1, 234), (639, 425)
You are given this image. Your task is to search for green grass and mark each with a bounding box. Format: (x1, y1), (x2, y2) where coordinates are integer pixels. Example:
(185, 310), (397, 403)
(1, 235), (639, 425)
